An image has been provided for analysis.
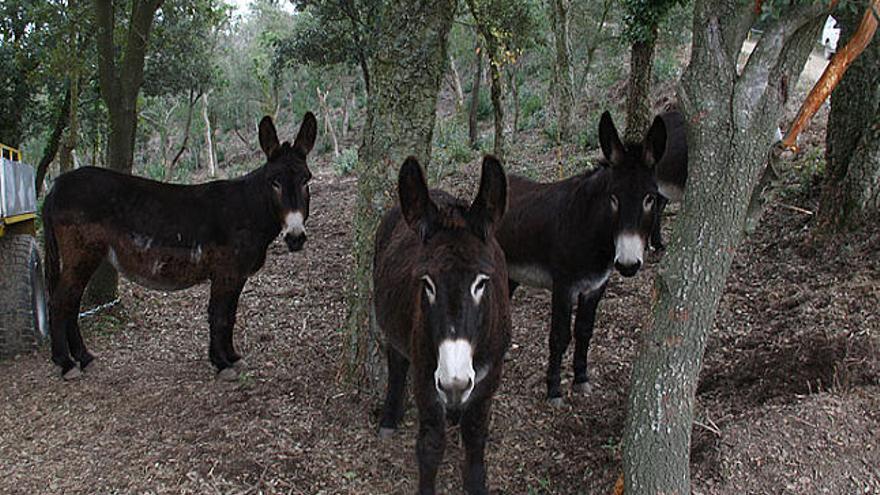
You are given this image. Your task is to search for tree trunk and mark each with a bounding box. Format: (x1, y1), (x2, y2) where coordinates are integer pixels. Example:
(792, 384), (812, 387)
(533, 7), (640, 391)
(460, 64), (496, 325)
(59, 76), (81, 175)
(35, 86), (72, 197)
(90, 0), (164, 304)
(550, 0), (574, 142)
(488, 56), (505, 160)
(448, 52), (465, 111)
(343, 0), (457, 392)
(468, 42), (483, 149)
(508, 66), (520, 133)
(622, 3), (826, 492)
(624, 32), (658, 143)
(166, 94), (196, 181)
(202, 92), (216, 178)
(317, 86), (341, 157)
(817, 7), (880, 231)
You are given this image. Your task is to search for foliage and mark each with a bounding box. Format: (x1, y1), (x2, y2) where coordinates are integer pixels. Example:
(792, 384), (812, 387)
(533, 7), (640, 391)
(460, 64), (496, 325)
(333, 147), (358, 176)
(622, 0), (686, 43)
(143, 0), (230, 97)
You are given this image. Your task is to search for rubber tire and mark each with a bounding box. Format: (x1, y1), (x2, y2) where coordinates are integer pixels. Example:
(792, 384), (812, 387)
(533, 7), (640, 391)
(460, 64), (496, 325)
(0, 234), (48, 359)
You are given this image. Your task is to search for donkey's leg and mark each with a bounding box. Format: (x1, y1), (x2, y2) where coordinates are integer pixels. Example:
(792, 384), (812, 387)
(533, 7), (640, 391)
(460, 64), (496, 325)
(415, 402), (446, 495)
(208, 278), (246, 379)
(650, 195), (669, 251)
(66, 280), (95, 371)
(460, 397), (492, 495)
(414, 369), (446, 495)
(49, 281), (78, 378)
(572, 283), (608, 394)
(378, 346), (410, 437)
(507, 279), (519, 299)
(546, 283), (574, 404)
(50, 250), (102, 379)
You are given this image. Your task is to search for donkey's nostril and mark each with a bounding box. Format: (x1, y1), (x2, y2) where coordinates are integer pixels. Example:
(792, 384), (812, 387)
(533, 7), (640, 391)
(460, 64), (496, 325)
(614, 260), (641, 277)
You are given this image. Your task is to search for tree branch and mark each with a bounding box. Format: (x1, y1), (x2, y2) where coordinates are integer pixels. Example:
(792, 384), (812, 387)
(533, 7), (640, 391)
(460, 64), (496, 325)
(736, 2), (830, 118)
(781, 0), (879, 151)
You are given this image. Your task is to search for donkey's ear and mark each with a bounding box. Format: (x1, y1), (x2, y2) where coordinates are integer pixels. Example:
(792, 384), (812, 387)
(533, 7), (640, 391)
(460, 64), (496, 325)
(293, 112), (318, 156)
(642, 115), (667, 168)
(259, 116), (280, 158)
(468, 155), (508, 241)
(399, 157), (439, 242)
(598, 111), (625, 165)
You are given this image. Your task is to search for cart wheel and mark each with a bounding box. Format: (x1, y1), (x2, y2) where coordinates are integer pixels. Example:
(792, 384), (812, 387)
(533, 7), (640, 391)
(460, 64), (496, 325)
(0, 234), (48, 359)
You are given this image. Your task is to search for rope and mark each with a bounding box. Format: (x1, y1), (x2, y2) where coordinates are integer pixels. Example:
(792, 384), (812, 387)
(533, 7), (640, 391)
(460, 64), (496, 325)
(78, 298), (120, 319)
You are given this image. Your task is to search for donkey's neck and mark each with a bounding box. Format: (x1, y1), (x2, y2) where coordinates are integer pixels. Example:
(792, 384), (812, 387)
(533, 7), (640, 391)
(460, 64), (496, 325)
(236, 167), (283, 243)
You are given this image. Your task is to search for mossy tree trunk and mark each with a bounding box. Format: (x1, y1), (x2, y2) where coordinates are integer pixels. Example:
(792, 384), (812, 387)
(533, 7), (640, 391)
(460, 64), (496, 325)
(624, 31), (657, 143)
(818, 8), (880, 231)
(550, 0), (574, 143)
(468, 41), (483, 149)
(622, 2), (827, 492)
(343, 0), (457, 394)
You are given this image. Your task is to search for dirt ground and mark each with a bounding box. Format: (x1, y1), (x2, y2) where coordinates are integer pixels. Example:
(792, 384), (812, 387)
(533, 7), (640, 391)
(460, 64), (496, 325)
(2, 113), (879, 494)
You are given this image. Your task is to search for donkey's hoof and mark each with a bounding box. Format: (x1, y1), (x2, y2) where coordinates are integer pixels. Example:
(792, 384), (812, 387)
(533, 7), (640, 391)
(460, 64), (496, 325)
(547, 397), (565, 408)
(572, 381), (593, 394)
(82, 359), (98, 372)
(378, 427), (397, 439)
(62, 367), (83, 381)
(232, 358), (248, 371)
(216, 368), (239, 382)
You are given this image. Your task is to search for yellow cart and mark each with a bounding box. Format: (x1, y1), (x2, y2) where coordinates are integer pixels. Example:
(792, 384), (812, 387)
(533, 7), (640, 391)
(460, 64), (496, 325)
(0, 143), (48, 358)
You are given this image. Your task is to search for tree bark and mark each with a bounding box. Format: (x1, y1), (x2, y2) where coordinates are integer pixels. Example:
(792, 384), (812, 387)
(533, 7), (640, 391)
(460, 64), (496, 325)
(622, 2), (826, 492)
(343, 0), (457, 392)
(468, 42), (483, 149)
(90, 0), (164, 304)
(550, 0), (574, 142)
(202, 92), (216, 178)
(624, 32), (658, 143)
(817, 7), (880, 231)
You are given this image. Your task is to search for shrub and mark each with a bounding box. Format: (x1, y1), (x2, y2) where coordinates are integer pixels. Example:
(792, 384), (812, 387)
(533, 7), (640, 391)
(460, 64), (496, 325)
(333, 148), (358, 176)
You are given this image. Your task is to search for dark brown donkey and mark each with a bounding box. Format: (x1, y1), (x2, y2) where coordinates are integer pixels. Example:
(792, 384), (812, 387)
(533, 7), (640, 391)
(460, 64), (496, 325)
(650, 109), (688, 250)
(42, 113), (316, 380)
(496, 111), (667, 405)
(373, 156), (511, 495)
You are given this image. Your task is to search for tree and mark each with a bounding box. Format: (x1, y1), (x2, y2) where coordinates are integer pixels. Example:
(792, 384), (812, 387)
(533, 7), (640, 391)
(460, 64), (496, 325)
(621, 0), (683, 142)
(621, 1), (832, 492)
(94, 0), (164, 173)
(549, 0), (574, 142)
(281, 0), (380, 92)
(817, 4), (880, 230)
(343, 0), (457, 390)
(465, 0), (537, 159)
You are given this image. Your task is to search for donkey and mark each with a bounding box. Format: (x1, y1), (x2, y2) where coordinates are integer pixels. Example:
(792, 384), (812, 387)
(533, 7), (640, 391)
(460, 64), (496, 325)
(42, 112), (317, 381)
(373, 156), (511, 495)
(496, 111), (666, 405)
(650, 110), (688, 250)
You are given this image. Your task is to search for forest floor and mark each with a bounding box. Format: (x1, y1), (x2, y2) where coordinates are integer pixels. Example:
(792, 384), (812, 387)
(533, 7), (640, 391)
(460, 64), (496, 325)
(2, 80), (879, 495)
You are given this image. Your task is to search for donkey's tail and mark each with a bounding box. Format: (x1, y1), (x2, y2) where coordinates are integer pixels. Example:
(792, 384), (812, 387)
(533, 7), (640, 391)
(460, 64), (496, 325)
(42, 195), (60, 295)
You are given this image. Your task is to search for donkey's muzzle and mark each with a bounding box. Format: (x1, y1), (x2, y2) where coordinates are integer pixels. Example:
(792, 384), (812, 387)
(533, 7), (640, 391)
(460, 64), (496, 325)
(614, 260), (641, 277)
(285, 233), (307, 252)
(437, 376), (474, 408)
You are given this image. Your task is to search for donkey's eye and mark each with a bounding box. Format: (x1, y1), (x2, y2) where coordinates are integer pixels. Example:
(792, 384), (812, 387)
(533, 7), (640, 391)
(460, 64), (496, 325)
(643, 194), (655, 211)
(471, 274), (490, 304)
(421, 275), (436, 304)
(610, 194), (619, 212)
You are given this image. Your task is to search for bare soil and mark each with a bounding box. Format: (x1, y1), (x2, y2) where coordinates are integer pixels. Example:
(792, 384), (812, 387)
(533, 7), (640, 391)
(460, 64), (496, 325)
(1, 116), (878, 494)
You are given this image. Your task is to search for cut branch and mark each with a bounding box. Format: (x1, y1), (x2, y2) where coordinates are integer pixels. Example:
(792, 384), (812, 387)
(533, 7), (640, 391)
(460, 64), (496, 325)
(781, 0), (879, 151)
